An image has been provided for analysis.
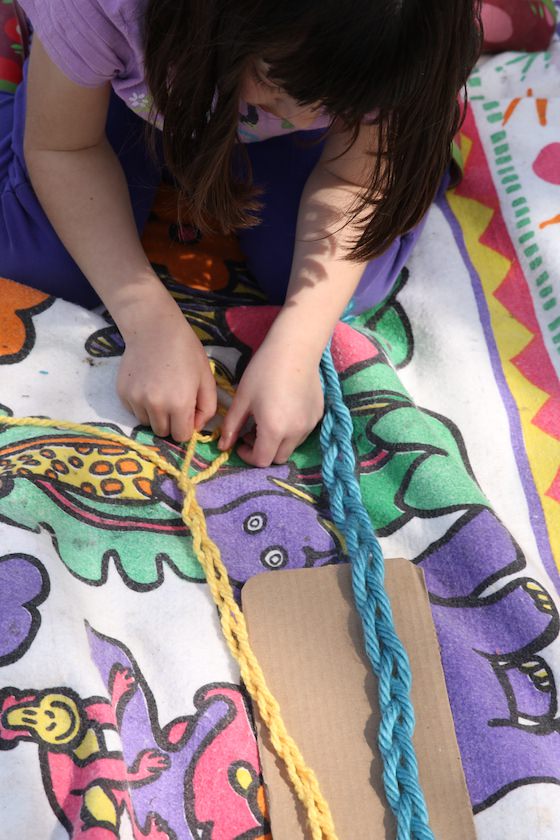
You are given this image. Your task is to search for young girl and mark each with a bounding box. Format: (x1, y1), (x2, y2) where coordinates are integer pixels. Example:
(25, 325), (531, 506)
(1, 1), (481, 467)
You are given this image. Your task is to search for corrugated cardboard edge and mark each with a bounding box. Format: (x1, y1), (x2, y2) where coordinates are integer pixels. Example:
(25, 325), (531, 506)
(242, 560), (475, 839)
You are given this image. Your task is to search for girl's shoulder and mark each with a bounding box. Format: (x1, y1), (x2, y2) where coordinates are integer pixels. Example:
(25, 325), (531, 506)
(19, 0), (147, 87)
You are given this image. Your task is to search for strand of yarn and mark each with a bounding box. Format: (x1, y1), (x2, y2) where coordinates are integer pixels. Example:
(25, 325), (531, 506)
(319, 347), (434, 840)
(0, 414), (337, 840)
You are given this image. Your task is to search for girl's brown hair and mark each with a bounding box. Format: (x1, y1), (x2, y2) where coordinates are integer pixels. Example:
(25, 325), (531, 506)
(144, 0), (482, 262)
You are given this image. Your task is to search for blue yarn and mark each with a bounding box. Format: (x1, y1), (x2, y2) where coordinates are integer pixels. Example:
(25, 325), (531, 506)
(319, 343), (434, 840)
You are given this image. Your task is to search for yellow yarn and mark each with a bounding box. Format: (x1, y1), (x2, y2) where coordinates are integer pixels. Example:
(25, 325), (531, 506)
(0, 412), (338, 839)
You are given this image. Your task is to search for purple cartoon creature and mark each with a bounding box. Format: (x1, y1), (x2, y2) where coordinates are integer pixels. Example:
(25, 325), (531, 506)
(418, 508), (560, 810)
(156, 463), (343, 599)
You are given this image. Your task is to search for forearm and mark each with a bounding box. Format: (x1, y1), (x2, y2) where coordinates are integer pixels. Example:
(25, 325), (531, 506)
(24, 140), (176, 338)
(267, 164), (368, 360)
(22, 37), (215, 442)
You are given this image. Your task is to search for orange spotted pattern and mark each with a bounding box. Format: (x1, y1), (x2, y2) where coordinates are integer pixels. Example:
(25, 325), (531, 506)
(0, 435), (163, 500)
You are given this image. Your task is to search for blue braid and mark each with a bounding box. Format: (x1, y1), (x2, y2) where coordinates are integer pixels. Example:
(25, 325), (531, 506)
(320, 343), (434, 840)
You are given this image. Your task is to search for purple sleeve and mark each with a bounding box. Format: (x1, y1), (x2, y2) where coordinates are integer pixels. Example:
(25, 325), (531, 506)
(18, 0), (130, 87)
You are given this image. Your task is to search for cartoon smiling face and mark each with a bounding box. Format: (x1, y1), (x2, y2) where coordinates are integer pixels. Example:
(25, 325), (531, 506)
(3, 692), (84, 749)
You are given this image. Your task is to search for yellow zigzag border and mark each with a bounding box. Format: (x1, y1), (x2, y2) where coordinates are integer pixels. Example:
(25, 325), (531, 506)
(448, 133), (560, 571)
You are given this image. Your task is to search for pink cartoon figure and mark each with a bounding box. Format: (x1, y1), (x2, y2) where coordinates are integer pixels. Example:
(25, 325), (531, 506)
(1, 622), (272, 840)
(0, 666), (172, 839)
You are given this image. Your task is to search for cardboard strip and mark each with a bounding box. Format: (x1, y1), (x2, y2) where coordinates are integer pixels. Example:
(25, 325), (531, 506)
(242, 560), (475, 839)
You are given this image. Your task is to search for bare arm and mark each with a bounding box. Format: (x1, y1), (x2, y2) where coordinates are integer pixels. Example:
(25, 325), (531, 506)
(24, 38), (216, 439)
(24, 38), (167, 332)
(268, 122), (378, 357)
(220, 123), (379, 466)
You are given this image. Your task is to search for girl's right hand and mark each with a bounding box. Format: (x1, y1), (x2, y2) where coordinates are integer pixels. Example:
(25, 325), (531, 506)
(116, 315), (217, 442)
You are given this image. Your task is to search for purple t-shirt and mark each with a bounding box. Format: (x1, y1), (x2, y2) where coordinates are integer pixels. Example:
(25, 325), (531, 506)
(18, 0), (331, 142)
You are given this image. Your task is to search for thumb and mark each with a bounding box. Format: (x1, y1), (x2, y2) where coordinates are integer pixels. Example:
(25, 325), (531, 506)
(219, 392), (249, 451)
(194, 370), (218, 431)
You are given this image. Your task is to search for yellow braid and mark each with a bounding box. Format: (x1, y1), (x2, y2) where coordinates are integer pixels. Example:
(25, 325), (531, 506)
(0, 412), (338, 839)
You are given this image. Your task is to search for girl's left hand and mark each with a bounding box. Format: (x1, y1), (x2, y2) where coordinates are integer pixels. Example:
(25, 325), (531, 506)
(218, 336), (324, 467)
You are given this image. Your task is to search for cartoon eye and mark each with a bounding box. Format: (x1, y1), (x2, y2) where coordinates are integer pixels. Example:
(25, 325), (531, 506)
(260, 545), (288, 570)
(244, 512), (267, 534)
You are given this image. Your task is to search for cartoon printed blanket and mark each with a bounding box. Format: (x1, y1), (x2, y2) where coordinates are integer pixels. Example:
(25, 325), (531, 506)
(1, 12), (560, 840)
